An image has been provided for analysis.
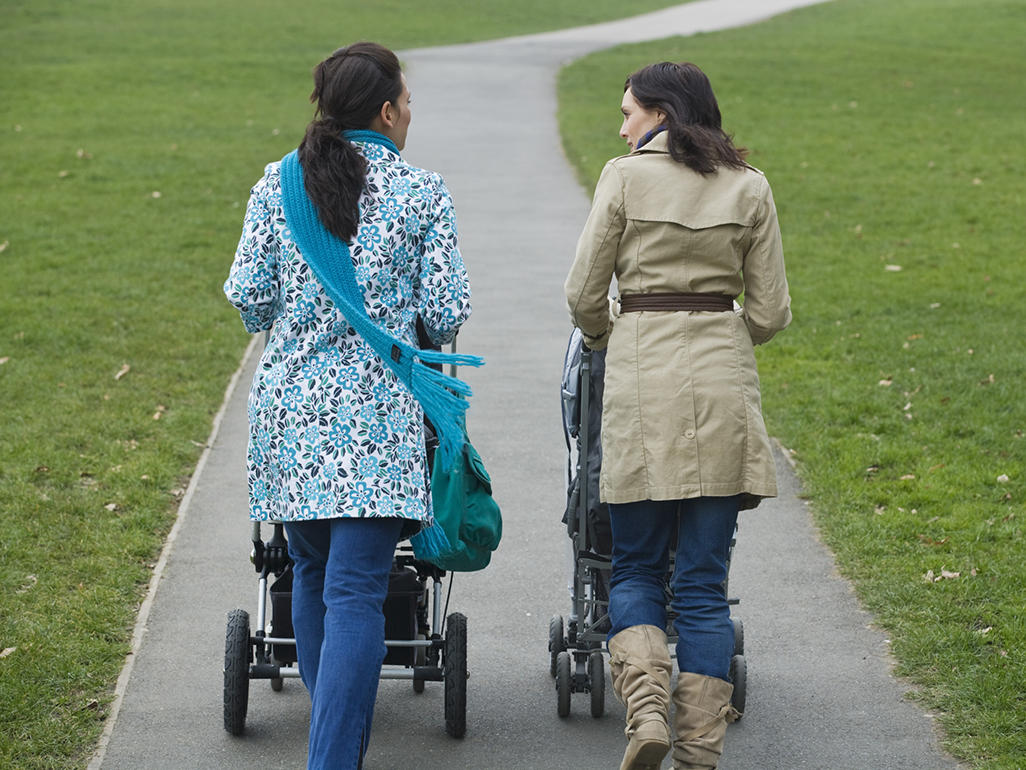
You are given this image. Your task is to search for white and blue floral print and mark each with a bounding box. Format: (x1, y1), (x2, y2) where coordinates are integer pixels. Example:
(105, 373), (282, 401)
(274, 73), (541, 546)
(225, 139), (471, 524)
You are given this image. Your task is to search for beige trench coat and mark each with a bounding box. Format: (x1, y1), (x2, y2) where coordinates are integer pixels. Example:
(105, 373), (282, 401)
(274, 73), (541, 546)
(565, 132), (791, 509)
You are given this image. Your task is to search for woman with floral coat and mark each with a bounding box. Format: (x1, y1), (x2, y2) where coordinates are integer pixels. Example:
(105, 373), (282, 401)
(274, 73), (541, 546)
(225, 42), (470, 769)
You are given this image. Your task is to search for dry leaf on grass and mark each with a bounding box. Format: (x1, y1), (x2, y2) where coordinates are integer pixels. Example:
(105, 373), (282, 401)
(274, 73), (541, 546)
(0, 648), (16, 659)
(16, 575), (38, 594)
(114, 363), (130, 380)
(924, 568), (962, 582)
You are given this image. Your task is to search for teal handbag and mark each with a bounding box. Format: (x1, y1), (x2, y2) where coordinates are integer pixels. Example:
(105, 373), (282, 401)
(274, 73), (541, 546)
(411, 423), (502, 572)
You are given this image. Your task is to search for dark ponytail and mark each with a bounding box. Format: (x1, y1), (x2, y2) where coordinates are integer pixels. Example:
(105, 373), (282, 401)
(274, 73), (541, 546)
(298, 42), (403, 242)
(625, 62), (748, 174)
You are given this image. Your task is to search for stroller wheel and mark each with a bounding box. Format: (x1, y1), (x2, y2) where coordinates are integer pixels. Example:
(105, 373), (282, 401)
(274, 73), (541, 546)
(555, 651), (572, 718)
(548, 615), (565, 678)
(729, 654), (747, 720)
(732, 617), (745, 656)
(270, 677), (283, 692)
(588, 651), (605, 718)
(444, 613), (467, 738)
(223, 609), (251, 735)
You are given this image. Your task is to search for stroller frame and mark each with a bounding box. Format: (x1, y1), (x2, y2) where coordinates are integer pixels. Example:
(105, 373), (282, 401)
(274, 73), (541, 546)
(549, 342), (747, 719)
(223, 524), (469, 739)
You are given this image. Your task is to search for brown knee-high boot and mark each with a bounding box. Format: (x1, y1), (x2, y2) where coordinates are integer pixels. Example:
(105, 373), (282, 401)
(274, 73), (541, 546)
(608, 625), (672, 770)
(671, 672), (739, 769)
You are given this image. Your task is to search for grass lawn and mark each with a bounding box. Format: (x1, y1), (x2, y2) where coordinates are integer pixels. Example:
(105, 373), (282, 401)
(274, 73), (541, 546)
(0, 1), (691, 767)
(557, 0), (1025, 766)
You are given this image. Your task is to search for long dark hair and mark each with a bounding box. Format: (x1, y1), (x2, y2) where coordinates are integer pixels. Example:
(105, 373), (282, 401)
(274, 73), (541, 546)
(298, 42), (403, 242)
(625, 62), (748, 174)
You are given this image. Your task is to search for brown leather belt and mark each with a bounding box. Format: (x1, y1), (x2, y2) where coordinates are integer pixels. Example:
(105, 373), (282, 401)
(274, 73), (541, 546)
(619, 292), (734, 312)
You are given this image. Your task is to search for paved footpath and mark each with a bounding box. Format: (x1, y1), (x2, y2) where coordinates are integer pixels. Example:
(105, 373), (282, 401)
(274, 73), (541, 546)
(93, 2), (965, 768)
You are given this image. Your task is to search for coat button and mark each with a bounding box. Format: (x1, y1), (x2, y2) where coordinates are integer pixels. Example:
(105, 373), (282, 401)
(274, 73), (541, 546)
(684, 429), (696, 440)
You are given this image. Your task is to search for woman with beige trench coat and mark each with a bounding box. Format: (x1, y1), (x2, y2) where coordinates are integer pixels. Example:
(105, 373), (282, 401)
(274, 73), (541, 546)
(564, 62), (791, 770)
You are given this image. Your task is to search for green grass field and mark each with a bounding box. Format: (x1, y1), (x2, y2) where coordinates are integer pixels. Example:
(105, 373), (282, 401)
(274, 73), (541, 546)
(558, 0), (1025, 766)
(0, 1), (691, 766)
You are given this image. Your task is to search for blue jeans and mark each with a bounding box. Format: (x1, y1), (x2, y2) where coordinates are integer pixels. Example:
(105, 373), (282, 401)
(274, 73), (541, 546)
(285, 517), (403, 770)
(607, 496), (740, 682)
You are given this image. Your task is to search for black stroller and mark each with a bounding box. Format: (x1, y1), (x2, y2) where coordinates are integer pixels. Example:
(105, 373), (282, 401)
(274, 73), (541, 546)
(223, 328), (470, 739)
(548, 328), (747, 718)
(222, 525), (468, 738)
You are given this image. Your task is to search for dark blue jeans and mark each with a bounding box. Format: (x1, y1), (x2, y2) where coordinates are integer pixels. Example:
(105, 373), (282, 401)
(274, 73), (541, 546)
(285, 517), (403, 770)
(607, 496), (740, 682)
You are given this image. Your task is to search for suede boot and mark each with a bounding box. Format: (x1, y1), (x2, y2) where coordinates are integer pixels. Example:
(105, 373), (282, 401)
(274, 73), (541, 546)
(608, 625), (672, 770)
(671, 672), (739, 769)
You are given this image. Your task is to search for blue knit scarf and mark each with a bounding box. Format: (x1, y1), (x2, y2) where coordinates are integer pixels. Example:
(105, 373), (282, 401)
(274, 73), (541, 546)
(279, 130), (483, 472)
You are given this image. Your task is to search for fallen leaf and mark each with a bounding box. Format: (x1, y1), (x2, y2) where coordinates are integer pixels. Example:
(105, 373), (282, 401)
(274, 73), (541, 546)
(976, 626), (993, 635)
(151, 191), (162, 199)
(16, 575), (37, 594)
(997, 474), (1010, 483)
(972, 178), (982, 185)
(0, 356), (9, 365)
(980, 374), (995, 385)
(114, 363), (130, 380)
(930, 302), (941, 309)
(901, 474), (916, 480)
(104, 502), (118, 511)
(885, 264), (903, 272)
(0, 647), (16, 659)
(58, 170), (69, 178)
(917, 535), (948, 546)
(153, 405), (166, 420)
(879, 379), (893, 386)
(874, 505), (886, 515)
(941, 569), (960, 580)
(0, 240), (8, 253)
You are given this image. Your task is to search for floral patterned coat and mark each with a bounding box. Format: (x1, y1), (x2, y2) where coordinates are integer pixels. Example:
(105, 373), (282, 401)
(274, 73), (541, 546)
(225, 140), (472, 525)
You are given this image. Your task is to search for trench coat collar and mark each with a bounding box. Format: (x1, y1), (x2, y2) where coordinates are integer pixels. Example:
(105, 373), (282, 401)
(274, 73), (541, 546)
(633, 130), (670, 155)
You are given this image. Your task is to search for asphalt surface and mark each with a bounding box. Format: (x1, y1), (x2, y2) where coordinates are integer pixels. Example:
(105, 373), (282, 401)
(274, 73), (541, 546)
(92, 2), (965, 768)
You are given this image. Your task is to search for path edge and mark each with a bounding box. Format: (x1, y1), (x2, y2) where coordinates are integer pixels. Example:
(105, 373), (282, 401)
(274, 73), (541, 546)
(86, 334), (261, 770)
